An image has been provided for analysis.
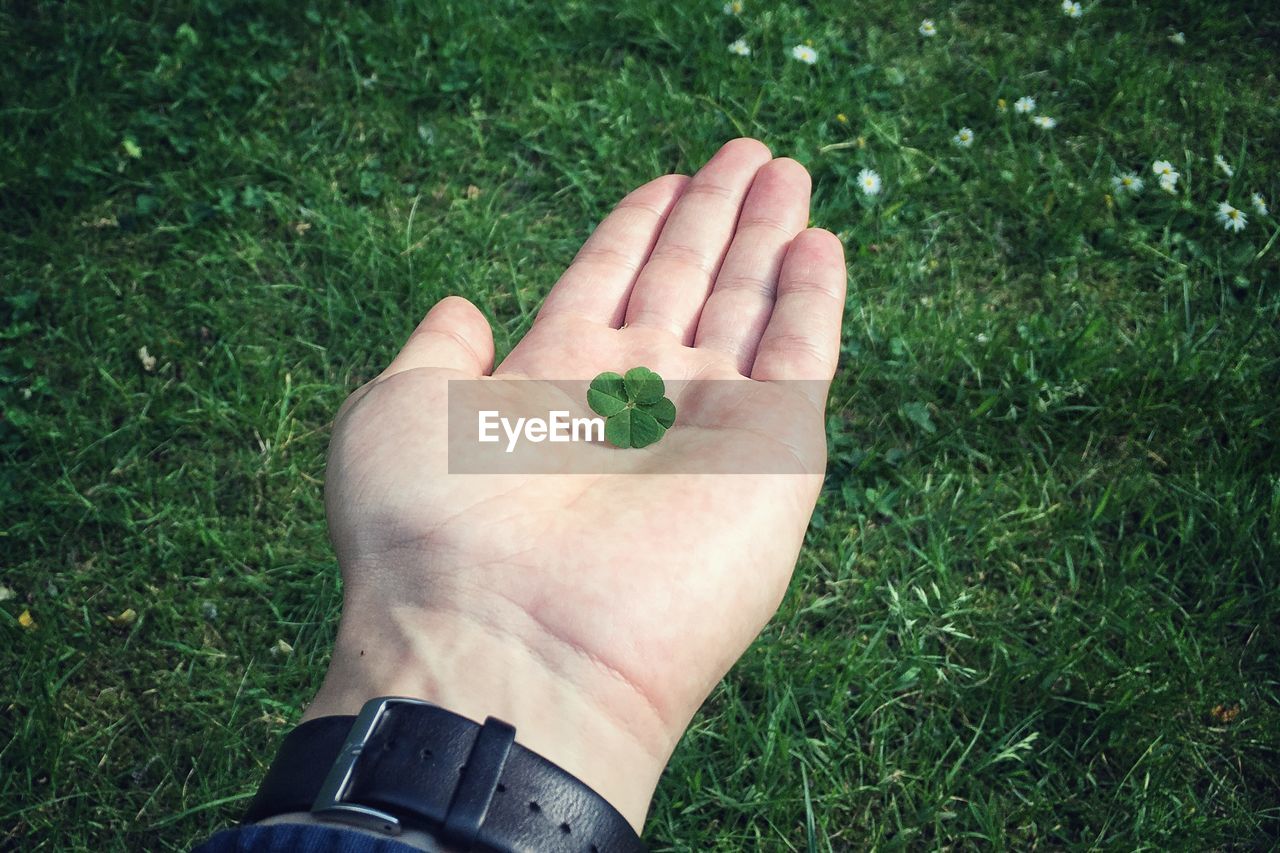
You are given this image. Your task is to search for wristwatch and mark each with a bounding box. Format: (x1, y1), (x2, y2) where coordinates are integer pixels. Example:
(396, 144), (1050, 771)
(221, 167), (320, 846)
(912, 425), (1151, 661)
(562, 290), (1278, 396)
(244, 696), (648, 852)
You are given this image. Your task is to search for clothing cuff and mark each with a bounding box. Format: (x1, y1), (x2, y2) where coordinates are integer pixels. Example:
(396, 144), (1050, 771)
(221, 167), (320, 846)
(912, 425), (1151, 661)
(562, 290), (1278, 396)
(192, 823), (429, 853)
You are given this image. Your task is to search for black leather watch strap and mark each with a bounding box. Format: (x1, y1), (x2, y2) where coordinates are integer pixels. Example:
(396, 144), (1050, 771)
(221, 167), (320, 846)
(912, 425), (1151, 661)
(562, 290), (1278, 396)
(244, 697), (647, 853)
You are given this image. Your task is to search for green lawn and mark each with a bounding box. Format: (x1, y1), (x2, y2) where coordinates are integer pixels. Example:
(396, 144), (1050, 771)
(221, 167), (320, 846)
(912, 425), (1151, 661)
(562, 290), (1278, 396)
(3, 0), (1278, 849)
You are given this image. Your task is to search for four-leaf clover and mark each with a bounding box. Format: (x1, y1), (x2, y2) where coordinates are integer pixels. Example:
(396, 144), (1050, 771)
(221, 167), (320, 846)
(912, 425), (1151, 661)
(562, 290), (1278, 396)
(588, 367), (677, 449)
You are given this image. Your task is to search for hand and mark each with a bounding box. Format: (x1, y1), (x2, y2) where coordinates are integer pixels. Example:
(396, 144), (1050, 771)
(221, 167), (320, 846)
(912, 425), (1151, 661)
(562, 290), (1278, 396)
(305, 138), (847, 832)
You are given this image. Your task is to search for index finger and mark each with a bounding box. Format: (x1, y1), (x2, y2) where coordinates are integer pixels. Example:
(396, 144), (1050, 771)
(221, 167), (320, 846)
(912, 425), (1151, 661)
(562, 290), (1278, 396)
(536, 174), (689, 327)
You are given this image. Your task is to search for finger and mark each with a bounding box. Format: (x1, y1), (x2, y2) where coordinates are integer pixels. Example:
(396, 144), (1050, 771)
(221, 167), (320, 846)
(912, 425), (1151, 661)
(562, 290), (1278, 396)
(623, 138), (773, 342)
(382, 296), (495, 379)
(693, 157), (811, 374)
(750, 229), (846, 405)
(537, 174), (690, 327)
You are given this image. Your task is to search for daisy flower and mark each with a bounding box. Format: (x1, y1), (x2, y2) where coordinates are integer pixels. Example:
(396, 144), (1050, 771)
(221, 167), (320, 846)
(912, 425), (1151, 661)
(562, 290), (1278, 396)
(1014, 96), (1036, 114)
(728, 39), (751, 56)
(858, 168), (882, 196)
(1251, 192), (1268, 216)
(1153, 160), (1180, 193)
(1061, 0), (1083, 18)
(722, 1), (743, 14)
(1032, 115), (1057, 129)
(790, 44), (818, 64)
(1214, 154), (1234, 177)
(1216, 201), (1247, 232)
(1169, 31), (1186, 46)
(952, 127), (975, 148)
(1111, 173), (1143, 194)
(919, 19), (937, 37)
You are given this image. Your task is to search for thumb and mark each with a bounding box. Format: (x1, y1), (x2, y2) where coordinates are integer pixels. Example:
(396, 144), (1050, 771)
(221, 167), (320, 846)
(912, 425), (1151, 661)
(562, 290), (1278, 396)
(382, 296), (495, 378)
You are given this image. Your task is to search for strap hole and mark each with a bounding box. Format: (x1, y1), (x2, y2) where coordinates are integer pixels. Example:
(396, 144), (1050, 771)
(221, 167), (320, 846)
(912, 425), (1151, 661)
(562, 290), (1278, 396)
(495, 783), (506, 793)
(419, 748), (432, 761)
(559, 822), (571, 834)
(590, 845), (600, 853)
(528, 801), (541, 813)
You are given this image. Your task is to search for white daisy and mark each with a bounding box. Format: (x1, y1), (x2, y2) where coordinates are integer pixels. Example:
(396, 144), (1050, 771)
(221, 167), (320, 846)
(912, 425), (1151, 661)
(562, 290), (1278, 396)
(1169, 31), (1186, 46)
(1214, 154), (1234, 177)
(1014, 96), (1036, 114)
(1111, 173), (1144, 194)
(722, 0), (743, 14)
(1158, 172), (1180, 194)
(1061, 1), (1083, 18)
(728, 39), (751, 56)
(790, 44), (818, 64)
(1032, 115), (1057, 129)
(952, 127), (975, 148)
(858, 168), (882, 196)
(1216, 201), (1247, 232)
(1251, 193), (1268, 216)
(1152, 160), (1175, 177)
(919, 19), (937, 37)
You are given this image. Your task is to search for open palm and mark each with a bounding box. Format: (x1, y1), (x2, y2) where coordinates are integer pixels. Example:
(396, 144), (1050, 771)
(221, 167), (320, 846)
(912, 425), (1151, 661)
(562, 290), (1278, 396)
(308, 139), (847, 832)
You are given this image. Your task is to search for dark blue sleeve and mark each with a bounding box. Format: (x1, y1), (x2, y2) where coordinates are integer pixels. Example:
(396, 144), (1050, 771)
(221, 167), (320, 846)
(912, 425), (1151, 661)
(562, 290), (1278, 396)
(192, 823), (428, 853)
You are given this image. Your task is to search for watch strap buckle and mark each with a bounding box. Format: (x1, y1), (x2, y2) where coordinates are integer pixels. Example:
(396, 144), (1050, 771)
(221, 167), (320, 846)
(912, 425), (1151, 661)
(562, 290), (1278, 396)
(310, 696), (431, 834)
(308, 695), (517, 844)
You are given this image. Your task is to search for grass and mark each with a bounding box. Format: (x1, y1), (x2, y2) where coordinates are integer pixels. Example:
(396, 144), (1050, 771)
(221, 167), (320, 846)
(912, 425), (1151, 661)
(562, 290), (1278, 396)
(2, 0), (1278, 848)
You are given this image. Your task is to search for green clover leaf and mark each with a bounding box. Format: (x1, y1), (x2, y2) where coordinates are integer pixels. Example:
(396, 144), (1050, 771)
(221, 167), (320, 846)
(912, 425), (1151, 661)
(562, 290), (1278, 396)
(589, 367), (677, 448)
(604, 407), (664, 449)
(587, 372), (627, 416)
(638, 396), (676, 428)
(623, 366), (664, 404)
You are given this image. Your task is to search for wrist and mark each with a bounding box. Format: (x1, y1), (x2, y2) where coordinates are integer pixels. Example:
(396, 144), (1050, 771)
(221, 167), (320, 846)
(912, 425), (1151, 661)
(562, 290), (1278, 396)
(303, 597), (670, 833)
